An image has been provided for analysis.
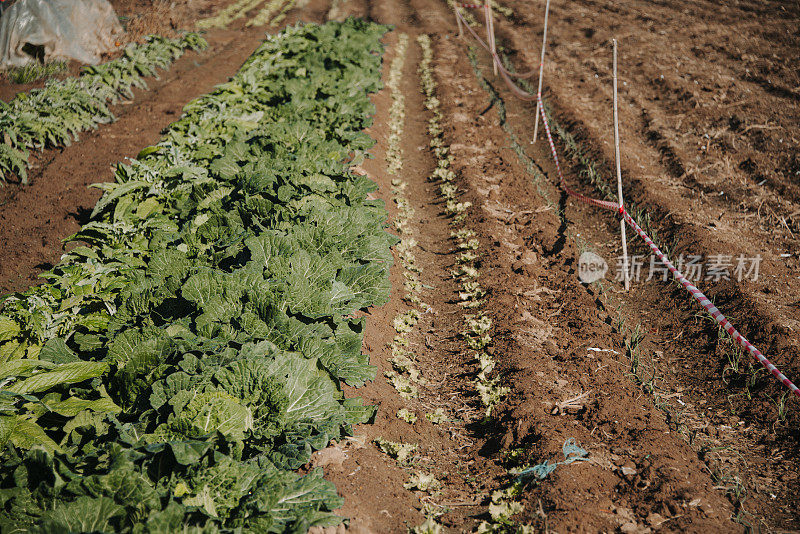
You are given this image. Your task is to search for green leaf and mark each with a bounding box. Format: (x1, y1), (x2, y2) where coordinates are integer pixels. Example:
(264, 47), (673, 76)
(0, 359), (56, 381)
(136, 145), (163, 159)
(33, 496), (125, 534)
(152, 391), (253, 442)
(266, 353), (341, 424)
(182, 485), (218, 517)
(90, 180), (150, 218)
(0, 416), (60, 454)
(270, 468), (344, 525)
(46, 395), (122, 417)
(5, 361), (108, 394)
(39, 338), (80, 363)
(181, 271), (219, 308)
(168, 440), (213, 466)
(0, 315), (20, 342)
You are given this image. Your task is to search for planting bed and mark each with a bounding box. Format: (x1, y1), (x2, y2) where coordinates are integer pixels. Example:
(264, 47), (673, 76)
(0, 0), (798, 532)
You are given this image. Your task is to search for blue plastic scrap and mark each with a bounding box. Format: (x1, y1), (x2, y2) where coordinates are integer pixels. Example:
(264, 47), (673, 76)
(515, 438), (589, 484)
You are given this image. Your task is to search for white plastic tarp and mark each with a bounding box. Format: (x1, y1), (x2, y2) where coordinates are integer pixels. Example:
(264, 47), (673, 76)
(0, 0), (124, 69)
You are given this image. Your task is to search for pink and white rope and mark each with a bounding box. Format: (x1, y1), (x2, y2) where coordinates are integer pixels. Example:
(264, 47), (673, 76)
(622, 210), (800, 397)
(535, 92), (800, 399)
(453, 4), (800, 397)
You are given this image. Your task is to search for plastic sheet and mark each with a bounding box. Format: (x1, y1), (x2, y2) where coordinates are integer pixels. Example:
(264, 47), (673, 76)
(0, 0), (124, 68)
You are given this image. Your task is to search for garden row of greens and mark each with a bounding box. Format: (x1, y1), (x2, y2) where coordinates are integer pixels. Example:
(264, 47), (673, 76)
(247, 0), (297, 28)
(418, 35), (533, 534)
(196, 0), (294, 30)
(0, 33), (207, 185)
(197, 0), (267, 28)
(0, 19), (394, 532)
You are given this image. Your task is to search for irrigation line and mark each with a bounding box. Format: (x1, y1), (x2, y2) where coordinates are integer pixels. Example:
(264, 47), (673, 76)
(455, 5), (464, 36)
(532, 0), (550, 143)
(485, 3), (497, 75)
(454, 9), (800, 398)
(612, 39), (630, 291)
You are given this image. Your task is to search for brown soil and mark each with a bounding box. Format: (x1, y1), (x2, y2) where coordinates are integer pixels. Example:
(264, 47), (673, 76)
(109, 0), (210, 42)
(478, 0), (800, 528)
(1, 0), (799, 532)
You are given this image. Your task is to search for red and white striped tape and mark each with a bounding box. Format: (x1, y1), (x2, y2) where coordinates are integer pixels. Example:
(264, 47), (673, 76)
(535, 95), (799, 398)
(457, 2), (487, 8)
(452, 5), (800, 398)
(623, 211), (800, 397)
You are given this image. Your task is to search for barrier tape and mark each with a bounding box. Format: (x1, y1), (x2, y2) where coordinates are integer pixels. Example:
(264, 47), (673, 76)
(457, 3), (487, 8)
(453, 6), (800, 398)
(535, 96), (800, 398)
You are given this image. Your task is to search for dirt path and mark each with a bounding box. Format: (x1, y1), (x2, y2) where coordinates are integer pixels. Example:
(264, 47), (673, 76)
(1, 0), (798, 531)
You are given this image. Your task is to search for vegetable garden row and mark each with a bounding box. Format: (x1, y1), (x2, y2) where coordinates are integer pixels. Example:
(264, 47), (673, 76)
(0, 34), (208, 185)
(197, 0), (297, 29)
(0, 19), (395, 532)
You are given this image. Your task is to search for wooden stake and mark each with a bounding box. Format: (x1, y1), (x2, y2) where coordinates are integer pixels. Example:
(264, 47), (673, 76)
(486, 2), (497, 75)
(455, 4), (463, 37)
(612, 38), (630, 291)
(532, 0), (550, 143)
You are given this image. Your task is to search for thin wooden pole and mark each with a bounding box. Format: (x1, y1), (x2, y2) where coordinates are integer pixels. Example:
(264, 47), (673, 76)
(486, 2), (497, 75)
(455, 4), (463, 37)
(612, 38), (630, 291)
(531, 0), (550, 143)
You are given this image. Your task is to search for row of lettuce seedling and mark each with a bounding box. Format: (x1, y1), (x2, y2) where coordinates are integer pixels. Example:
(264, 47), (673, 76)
(364, 34), (461, 533)
(375, 33), (518, 534)
(248, 0), (297, 27)
(417, 34), (546, 534)
(371, 30), (444, 499)
(418, 35), (507, 418)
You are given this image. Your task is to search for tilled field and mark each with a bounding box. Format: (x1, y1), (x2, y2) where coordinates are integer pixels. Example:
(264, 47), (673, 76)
(0, 0), (798, 532)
